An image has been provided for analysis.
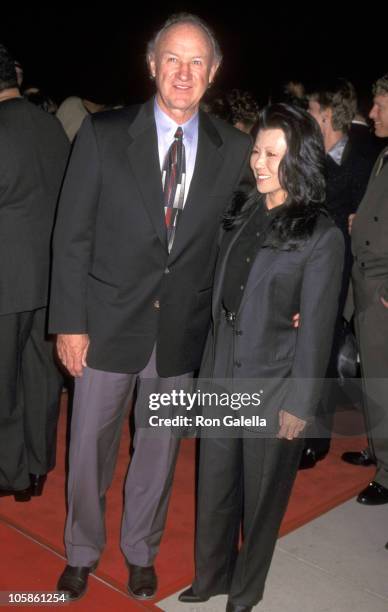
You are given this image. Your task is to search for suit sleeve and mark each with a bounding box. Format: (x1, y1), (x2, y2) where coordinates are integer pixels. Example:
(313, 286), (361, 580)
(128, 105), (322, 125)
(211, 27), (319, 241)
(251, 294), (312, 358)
(49, 116), (101, 333)
(282, 225), (345, 419)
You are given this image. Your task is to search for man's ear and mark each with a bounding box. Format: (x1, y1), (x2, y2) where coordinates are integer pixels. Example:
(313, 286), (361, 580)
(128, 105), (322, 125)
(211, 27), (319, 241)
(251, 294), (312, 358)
(208, 62), (220, 86)
(322, 107), (332, 126)
(148, 54), (156, 79)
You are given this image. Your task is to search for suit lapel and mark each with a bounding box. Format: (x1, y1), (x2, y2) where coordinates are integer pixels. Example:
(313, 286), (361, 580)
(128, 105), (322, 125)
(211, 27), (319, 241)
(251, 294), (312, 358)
(167, 110), (224, 262)
(126, 100), (167, 249)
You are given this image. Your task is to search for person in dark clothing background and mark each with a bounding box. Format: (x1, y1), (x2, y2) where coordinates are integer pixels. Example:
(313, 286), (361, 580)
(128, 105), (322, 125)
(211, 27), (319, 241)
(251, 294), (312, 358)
(0, 43), (70, 501)
(299, 78), (375, 468)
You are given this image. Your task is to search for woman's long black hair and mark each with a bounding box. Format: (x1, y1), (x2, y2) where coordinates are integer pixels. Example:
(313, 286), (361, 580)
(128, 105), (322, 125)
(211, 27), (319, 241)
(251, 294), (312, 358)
(224, 103), (326, 238)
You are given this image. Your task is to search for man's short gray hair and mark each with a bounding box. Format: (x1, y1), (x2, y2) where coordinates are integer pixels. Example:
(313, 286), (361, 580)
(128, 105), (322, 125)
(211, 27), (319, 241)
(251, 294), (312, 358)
(146, 12), (222, 67)
(373, 74), (388, 97)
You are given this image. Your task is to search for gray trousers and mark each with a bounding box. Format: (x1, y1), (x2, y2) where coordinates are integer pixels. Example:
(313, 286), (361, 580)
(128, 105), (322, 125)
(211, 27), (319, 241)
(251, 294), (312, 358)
(65, 349), (191, 567)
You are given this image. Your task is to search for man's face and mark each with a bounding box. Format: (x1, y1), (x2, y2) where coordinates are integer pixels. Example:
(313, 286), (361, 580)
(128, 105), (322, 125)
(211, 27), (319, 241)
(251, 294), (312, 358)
(369, 94), (388, 137)
(149, 23), (219, 122)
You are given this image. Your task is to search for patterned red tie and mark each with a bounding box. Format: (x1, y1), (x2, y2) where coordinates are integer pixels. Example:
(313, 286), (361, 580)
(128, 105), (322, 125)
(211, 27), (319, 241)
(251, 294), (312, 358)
(162, 127), (186, 252)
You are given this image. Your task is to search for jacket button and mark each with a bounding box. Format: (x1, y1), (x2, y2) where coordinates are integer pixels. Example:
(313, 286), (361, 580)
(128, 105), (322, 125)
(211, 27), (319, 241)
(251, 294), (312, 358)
(365, 240), (370, 246)
(360, 262), (365, 268)
(153, 300), (160, 309)
(374, 216), (379, 222)
(164, 267), (170, 274)
(234, 361), (242, 368)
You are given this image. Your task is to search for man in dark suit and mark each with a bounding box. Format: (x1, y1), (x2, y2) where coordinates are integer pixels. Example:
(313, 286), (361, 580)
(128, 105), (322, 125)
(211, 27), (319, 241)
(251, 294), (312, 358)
(300, 78), (374, 468)
(0, 44), (70, 500)
(50, 13), (252, 601)
(346, 73), (388, 505)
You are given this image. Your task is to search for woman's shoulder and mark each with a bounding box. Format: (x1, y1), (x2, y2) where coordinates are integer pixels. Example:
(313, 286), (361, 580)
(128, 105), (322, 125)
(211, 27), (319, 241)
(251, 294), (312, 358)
(265, 206), (344, 253)
(264, 203), (323, 251)
(311, 211), (345, 252)
(314, 211), (343, 237)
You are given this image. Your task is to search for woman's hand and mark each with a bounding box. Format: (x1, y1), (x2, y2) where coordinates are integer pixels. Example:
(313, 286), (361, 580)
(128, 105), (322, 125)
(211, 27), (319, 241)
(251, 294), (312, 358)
(277, 410), (306, 440)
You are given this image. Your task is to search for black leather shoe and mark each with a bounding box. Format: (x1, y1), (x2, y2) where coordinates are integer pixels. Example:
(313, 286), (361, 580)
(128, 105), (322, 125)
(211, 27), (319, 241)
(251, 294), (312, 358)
(127, 564), (157, 600)
(29, 474), (47, 496)
(57, 562), (98, 601)
(178, 586), (209, 603)
(342, 449), (376, 467)
(357, 481), (388, 505)
(299, 447), (327, 470)
(226, 602), (253, 612)
(0, 487), (31, 502)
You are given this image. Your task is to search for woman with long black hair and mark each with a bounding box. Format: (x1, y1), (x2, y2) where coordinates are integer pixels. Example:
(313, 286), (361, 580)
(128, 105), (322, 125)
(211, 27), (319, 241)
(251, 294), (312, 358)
(179, 103), (344, 612)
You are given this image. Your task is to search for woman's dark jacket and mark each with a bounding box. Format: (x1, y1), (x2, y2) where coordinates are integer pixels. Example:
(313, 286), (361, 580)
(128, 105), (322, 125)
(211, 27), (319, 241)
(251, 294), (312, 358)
(199, 199), (345, 421)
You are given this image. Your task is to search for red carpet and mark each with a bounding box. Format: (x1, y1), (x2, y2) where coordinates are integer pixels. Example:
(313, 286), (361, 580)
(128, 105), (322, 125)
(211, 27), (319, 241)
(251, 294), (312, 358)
(0, 395), (375, 609)
(0, 522), (145, 611)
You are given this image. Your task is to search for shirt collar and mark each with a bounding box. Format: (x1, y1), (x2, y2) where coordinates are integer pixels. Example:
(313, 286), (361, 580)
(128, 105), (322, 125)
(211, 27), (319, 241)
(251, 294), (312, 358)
(154, 97), (198, 143)
(328, 135), (349, 166)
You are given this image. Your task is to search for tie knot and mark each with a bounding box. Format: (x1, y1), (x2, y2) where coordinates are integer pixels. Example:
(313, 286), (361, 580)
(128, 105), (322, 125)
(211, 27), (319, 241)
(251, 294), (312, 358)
(174, 127), (183, 141)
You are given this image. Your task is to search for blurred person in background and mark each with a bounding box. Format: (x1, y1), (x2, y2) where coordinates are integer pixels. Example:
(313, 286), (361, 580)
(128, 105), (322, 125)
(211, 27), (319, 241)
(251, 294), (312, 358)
(227, 88), (260, 133)
(0, 43), (69, 502)
(300, 78), (374, 469)
(343, 74), (388, 504)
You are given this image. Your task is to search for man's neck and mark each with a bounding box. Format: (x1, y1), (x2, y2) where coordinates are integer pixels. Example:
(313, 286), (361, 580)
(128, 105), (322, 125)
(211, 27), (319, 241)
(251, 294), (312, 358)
(0, 88), (21, 103)
(155, 95), (197, 125)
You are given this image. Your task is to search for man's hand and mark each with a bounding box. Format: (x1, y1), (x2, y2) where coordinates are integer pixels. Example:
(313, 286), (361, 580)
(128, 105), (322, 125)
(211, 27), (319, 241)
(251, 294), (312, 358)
(56, 334), (90, 377)
(292, 313), (300, 328)
(277, 410), (306, 440)
(348, 213), (356, 235)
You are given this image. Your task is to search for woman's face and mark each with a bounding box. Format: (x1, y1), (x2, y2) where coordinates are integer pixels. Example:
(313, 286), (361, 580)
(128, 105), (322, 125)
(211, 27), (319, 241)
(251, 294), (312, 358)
(250, 128), (288, 208)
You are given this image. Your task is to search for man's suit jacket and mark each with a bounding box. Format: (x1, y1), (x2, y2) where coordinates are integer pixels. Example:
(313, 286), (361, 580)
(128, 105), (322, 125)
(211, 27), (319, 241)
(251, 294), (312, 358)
(325, 138), (375, 316)
(326, 139), (375, 239)
(0, 98), (70, 315)
(350, 147), (388, 444)
(49, 99), (252, 376)
(200, 206), (344, 420)
(349, 122), (386, 163)
(352, 146), (388, 303)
